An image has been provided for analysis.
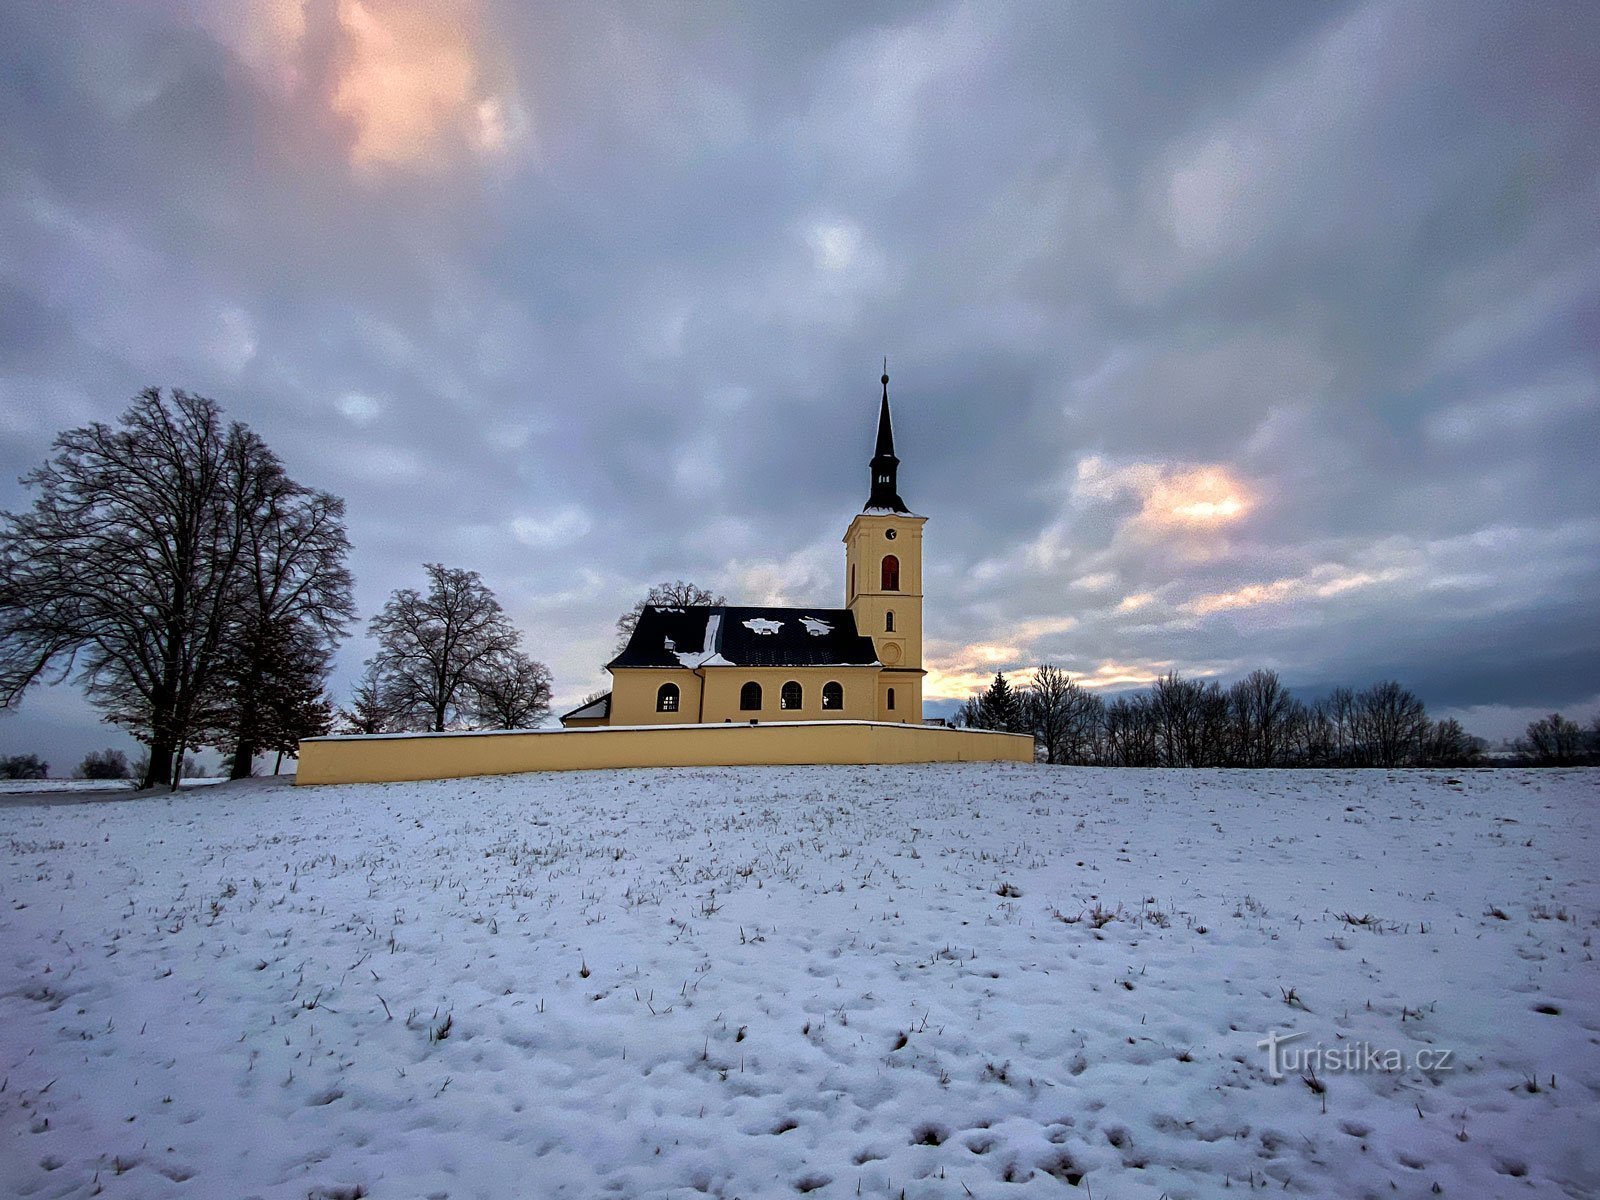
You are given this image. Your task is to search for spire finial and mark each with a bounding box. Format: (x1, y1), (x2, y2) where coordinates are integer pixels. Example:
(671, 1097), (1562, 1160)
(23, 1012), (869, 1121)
(866, 361), (909, 513)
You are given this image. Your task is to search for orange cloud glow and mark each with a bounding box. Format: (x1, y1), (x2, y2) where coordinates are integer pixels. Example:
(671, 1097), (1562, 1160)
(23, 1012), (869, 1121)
(924, 652), (1172, 702)
(216, 0), (524, 171)
(1181, 566), (1404, 616)
(334, 0), (481, 168)
(1074, 457), (1254, 532)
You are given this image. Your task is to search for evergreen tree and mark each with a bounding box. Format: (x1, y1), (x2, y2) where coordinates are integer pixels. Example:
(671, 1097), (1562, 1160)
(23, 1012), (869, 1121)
(976, 671), (1024, 733)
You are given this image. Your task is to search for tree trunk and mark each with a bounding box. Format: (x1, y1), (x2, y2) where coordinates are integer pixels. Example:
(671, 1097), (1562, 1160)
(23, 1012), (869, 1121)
(229, 733), (256, 780)
(145, 726), (175, 790)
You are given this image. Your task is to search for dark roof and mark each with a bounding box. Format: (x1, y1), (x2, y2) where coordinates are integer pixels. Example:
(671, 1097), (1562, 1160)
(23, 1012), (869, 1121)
(559, 692), (611, 721)
(608, 606), (881, 670)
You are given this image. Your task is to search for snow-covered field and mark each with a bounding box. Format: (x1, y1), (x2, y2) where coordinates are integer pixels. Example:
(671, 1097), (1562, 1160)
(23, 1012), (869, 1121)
(0, 778), (225, 799)
(2, 765), (1596, 1199)
(0, 780), (136, 796)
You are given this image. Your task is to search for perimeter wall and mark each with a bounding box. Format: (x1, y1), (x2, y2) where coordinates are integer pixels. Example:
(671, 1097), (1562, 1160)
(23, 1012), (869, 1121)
(295, 720), (1033, 785)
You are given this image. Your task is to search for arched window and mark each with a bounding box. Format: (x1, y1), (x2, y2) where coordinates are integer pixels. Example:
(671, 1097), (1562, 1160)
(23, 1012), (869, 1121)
(822, 681), (843, 710)
(885, 610), (895, 632)
(881, 555), (899, 591)
(886, 687), (896, 711)
(850, 564), (856, 600)
(740, 681), (762, 711)
(656, 683), (679, 713)
(780, 681), (803, 710)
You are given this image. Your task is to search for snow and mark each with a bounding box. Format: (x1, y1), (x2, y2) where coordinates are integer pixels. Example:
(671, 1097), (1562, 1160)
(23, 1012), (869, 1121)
(674, 613), (725, 669)
(2, 765), (1596, 1199)
(743, 618), (783, 635)
(0, 778), (224, 797)
(800, 617), (833, 636)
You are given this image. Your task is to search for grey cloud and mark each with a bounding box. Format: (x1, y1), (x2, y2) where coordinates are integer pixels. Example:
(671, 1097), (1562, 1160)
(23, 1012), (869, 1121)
(1, 0), (1597, 768)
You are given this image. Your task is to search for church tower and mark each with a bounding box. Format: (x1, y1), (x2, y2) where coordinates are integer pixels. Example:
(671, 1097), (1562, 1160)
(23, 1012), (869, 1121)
(845, 367), (926, 722)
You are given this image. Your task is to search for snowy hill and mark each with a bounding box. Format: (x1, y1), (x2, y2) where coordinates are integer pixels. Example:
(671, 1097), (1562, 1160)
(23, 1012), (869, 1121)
(2, 765), (1596, 1198)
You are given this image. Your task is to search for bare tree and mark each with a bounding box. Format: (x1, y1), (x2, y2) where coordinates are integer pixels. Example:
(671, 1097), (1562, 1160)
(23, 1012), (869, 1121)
(78, 749), (130, 780)
(1324, 686), (1360, 765)
(1354, 681), (1430, 767)
(1227, 669), (1297, 767)
(1289, 698), (1334, 765)
(0, 754), (48, 779)
(1419, 718), (1483, 767)
(1151, 673), (1228, 767)
(1102, 694), (1159, 766)
(209, 470), (353, 778)
(0, 390), (278, 788)
(368, 564), (523, 732)
(615, 580), (726, 652)
(469, 650), (554, 730)
(1517, 712), (1585, 765)
(1023, 664), (1072, 762)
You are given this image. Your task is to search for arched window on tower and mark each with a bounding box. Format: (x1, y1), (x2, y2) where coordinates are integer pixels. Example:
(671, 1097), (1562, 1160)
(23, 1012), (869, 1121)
(822, 681), (843, 710)
(740, 681), (762, 712)
(886, 687), (896, 712)
(656, 683), (679, 713)
(885, 610), (895, 632)
(780, 681), (803, 710)
(881, 555), (900, 591)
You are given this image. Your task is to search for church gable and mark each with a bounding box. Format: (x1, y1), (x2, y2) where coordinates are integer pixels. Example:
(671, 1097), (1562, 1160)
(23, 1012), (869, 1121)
(610, 605), (880, 671)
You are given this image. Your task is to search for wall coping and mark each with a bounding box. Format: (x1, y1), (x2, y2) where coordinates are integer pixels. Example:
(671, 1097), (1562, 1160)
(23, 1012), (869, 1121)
(303, 721), (1032, 744)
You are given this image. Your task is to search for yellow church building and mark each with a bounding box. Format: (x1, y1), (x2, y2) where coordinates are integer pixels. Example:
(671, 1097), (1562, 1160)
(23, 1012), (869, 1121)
(561, 369), (927, 728)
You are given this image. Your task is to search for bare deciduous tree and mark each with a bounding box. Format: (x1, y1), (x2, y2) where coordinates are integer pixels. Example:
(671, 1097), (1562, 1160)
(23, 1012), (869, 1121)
(1, 391), (283, 788)
(1021, 664), (1105, 764)
(209, 471), (353, 778)
(1517, 712), (1585, 765)
(1354, 680), (1430, 768)
(469, 650), (553, 730)
(1227, 668), (1296, 767)
(1419, 717), (1483, 766)
(368, 564), (524, 732)
(615, 581), (726, 652)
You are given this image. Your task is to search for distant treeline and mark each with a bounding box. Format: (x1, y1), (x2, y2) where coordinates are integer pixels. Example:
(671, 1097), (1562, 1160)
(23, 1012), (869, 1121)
(958, 667), (1599, 769)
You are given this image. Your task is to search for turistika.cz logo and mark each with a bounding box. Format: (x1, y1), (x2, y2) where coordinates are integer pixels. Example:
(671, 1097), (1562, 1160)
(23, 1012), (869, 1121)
(1257, 1030), (1455, 1080)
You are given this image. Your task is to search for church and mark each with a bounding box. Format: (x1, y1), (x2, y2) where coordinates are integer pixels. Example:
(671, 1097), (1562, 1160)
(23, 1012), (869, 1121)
(561, 370), (927, 728)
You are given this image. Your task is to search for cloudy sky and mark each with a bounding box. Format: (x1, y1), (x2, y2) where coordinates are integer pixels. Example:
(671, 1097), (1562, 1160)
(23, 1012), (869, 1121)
(2, 0), (1597, 765)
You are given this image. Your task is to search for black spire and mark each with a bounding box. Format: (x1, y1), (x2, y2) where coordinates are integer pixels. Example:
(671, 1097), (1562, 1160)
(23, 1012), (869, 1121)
(866, 361), (910, 513)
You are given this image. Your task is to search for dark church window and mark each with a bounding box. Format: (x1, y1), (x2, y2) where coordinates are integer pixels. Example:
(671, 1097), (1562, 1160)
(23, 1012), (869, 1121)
(822, 681), (843, 710)
(882, 555), (899, 591)
(885, 610), (895, 632)
(781, 681), (803, 710)
(887, 687), (896, 711)
(656, 683), (679, 713)
(740, 682), (762, 711)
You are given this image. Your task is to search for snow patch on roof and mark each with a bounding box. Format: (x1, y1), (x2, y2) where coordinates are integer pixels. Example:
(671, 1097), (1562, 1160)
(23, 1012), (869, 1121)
(799, 616), (832, 636)
(743, 618), (782, 635)
(673, 612), (724, 668)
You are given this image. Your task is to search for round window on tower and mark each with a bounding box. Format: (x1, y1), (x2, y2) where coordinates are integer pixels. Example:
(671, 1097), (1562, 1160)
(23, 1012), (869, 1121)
(885, 528), (897, 540)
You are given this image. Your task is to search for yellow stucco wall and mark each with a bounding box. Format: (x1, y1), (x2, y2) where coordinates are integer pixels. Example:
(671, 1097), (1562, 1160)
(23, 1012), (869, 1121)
(845, 512), (926, 719)
(607, 666), (883, 725)
(296, 721), (1034, 785)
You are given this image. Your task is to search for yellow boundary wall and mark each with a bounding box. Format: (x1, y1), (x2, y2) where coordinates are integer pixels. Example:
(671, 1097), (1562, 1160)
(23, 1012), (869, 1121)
(295, 721), (1034, 785)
